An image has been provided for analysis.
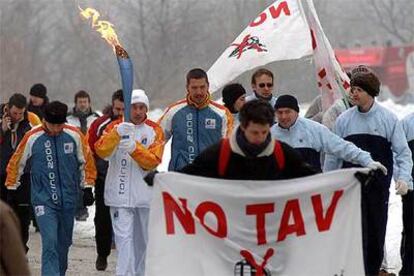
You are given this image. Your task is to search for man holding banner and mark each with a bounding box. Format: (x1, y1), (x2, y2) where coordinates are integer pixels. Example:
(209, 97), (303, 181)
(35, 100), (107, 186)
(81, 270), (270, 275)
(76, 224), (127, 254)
(324, 69), (413, 275)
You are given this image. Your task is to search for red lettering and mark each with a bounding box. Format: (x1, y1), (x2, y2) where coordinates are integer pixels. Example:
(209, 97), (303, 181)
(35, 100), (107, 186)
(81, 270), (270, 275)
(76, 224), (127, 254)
(246, 203), (275, 245)
(277, 199), (306, 242)
(249, 1), (290, 27)
(311, 190), (344, 232)
(162, 192), (195, 235)
(269, 1), (291, 18)
(195, 202), (228, 238)
(249, 12), (267, 27)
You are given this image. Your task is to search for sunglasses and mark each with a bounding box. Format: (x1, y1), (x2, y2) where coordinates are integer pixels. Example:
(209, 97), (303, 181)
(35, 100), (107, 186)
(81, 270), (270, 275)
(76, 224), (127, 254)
(258, 83), (273, 88)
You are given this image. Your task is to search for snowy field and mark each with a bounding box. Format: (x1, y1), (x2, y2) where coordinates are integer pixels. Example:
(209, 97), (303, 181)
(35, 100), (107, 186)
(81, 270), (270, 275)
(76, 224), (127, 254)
(64, 99), (414, 274)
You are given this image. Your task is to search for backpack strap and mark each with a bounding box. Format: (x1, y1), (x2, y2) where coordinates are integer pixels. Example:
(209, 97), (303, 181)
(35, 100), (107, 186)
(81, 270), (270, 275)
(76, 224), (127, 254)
(218, 138), (231, 177)
(273, 140), (285, 170)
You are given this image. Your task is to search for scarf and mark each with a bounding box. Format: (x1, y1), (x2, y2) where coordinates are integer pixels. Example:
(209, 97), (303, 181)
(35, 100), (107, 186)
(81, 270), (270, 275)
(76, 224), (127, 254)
(236, 127), (271, 157)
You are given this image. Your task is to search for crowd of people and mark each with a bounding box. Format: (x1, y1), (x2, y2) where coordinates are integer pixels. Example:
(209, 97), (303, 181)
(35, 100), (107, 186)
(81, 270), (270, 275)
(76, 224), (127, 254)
(0, 66), (412, 276)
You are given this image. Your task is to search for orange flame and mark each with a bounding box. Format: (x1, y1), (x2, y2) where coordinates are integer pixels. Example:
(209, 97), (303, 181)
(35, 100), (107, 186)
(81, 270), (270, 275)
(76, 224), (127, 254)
(79, 6), (122, 50)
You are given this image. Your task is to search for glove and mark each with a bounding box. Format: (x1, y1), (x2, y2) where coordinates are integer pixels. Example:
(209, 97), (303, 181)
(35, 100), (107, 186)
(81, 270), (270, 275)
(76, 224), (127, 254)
(118, 138), (136, 153)
(116, 122), (135, 138)
(366, 161), (387, 176)
(6, 190), (17, 207)
(395, 180), (409, 195)
(83, 188), (95, 206)
(144, 170), (159, 187)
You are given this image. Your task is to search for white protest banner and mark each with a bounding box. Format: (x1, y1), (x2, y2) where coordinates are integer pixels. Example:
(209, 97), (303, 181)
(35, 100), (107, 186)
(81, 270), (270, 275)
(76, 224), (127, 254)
(303, 0), (351, 111)
(207, 0), (313, 93)
(146, 169), (365, 275)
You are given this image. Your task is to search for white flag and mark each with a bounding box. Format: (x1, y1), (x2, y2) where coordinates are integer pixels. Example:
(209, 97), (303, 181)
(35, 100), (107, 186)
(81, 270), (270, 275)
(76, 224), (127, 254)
(146, 169), (365, 275)
(304, 0), (351, 111)
(207, 0), (313, 93)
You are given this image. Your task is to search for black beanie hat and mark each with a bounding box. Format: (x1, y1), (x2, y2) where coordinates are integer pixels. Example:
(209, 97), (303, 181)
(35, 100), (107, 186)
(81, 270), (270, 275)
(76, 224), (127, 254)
(350, 71), (380, 97)
(274, 94), (299, 112)
(222, 83), (246, 113)
(44, 101), (68, 124)
(30, 83), (47, 99)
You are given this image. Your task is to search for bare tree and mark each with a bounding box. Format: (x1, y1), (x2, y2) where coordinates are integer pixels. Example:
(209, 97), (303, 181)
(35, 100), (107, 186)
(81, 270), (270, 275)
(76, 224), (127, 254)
(359, 0), (414, 44)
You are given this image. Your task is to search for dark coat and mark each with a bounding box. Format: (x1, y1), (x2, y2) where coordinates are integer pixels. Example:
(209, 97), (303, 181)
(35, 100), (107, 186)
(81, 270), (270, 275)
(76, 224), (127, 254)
(180, 133), (316, 180)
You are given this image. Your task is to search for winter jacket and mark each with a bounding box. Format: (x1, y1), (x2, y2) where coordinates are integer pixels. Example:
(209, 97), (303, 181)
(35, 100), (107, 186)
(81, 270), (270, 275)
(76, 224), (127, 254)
(246, 93), (277, 108)
(95, 118), (164, 208)
(271, 117), (374, 172)
(324, 102), (413, 188)
(1, 105), (41, 204)
(28, 97), (49, 120)
(399, 113), (414, 189)
(87, 113), (118, 182)
(180, 127), (316, 180)
(66, 108), (100, 134)
(5, 124), (96, 209)
(158, 98), (233, 171)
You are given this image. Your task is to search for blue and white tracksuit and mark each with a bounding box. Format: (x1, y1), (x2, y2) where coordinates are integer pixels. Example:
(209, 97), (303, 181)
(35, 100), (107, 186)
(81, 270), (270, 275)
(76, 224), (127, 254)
(270, 116), (373, 172)
(158, 99), (232, 171)
(399, 113), (414, 275)
(324, 102), (413, 275)
(5, 124), (96, 276)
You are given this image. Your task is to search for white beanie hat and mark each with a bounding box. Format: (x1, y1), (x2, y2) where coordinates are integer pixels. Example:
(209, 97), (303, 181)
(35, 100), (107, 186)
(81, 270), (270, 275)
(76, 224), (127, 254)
(131, 89), (149, 110)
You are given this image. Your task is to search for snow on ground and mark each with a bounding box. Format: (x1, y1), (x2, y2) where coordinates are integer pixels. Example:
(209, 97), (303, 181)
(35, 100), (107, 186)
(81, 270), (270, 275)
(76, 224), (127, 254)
(14, 93), (409, 275)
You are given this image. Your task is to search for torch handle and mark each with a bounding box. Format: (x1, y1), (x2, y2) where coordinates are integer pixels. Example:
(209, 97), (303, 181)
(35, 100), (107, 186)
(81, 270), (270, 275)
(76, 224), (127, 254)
(116, 52), (134, 123)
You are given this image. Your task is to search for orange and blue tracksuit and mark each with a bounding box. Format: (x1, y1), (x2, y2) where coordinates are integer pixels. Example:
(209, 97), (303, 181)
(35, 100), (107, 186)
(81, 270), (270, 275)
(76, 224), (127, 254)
(5, 124), (96, 276)
(158, 95), (233, 171)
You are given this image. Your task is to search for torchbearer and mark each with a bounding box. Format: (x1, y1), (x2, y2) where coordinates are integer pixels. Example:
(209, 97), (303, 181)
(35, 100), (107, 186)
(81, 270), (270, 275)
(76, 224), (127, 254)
(95, 89), (165, 275)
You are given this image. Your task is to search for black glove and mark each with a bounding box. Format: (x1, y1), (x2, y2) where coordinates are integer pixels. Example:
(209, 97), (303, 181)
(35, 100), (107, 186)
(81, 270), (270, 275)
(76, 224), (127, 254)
(6, 190), (17, 207)
(83, 188), (95, 206)
(144, 170), (159, 187)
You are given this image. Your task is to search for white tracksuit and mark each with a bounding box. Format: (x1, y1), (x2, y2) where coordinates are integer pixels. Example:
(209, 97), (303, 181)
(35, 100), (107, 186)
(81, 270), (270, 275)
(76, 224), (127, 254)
(95, 119), (164, 276)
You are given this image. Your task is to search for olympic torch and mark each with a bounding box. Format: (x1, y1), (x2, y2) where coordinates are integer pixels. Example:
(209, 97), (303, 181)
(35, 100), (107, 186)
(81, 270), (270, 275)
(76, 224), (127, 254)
(79, 7), (133, 122)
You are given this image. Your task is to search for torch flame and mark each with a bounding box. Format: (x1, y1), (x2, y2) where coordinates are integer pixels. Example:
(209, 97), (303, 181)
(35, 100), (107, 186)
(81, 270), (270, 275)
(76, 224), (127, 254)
(79, 6), (122, 51)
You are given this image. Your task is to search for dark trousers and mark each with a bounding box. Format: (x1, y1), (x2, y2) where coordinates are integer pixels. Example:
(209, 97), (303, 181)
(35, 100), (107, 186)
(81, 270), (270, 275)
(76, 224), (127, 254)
(94, 176), (112, 258)
(361, 183), (389, 276)
(400, 191), (413, 276)
(13, 204), (31, 252)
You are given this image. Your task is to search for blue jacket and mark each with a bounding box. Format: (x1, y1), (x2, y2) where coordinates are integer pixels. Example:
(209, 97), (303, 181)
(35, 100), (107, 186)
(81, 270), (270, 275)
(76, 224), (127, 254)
(271, 116), (373, 171)
(324, 102), (413, 188)
(6, 125), (96, 209)
(399, 113), (414, 189)
(159, 99), (233, 171)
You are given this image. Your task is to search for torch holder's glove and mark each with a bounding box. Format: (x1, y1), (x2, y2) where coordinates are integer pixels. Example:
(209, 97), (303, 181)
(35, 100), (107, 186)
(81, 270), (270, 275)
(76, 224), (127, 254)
(116, 122), (135, 138)
(83, 187), (95, 206)
(119, 137), (136, 154)
(395, 180), (409, 196)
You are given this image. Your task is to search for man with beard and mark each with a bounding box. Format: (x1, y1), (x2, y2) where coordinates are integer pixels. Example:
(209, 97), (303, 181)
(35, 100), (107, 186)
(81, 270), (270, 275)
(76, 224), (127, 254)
(87, 89), (124, 271)
(67, 90), (100, 221)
